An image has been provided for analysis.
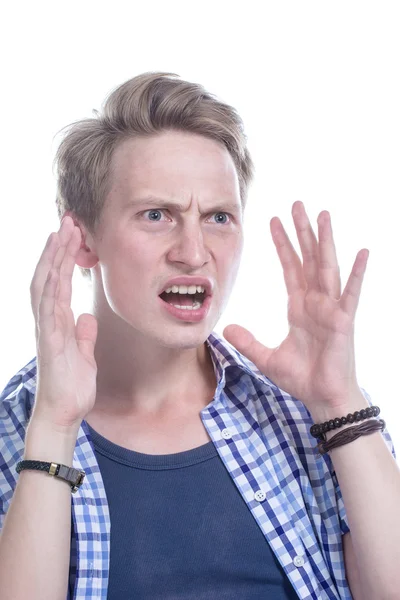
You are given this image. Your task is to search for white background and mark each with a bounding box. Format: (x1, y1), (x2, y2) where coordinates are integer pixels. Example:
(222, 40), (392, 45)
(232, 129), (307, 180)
(1, 1), (399, 454)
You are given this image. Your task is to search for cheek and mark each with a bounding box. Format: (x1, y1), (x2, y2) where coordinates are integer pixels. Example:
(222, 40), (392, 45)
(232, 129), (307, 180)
(216, 247), (242, 294)
(222, 232), (243, 265)
(98, 238), (148, 303)
(104, 233), (152, 269)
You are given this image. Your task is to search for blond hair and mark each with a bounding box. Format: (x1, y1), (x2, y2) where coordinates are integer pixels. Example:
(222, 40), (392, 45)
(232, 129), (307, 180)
(54, 72), (254, 279)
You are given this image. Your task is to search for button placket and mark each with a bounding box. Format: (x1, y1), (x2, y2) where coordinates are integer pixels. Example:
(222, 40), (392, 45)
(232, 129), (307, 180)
(220, 425), (308, 580)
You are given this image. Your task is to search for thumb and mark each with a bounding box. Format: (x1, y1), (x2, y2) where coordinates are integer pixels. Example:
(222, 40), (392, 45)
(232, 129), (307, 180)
(76, 313), (98, 362)
(223, 324), (273, 373)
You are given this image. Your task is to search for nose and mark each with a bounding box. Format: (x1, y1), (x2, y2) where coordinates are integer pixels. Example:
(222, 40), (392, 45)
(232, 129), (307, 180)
(167, 223), (211, 268)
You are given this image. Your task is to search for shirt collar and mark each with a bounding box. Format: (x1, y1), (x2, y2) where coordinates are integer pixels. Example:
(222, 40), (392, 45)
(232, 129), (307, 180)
(206, 330), (277, 390)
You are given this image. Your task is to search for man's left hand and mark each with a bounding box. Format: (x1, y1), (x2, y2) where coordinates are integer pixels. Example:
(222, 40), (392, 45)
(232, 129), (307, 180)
(223, 200), (370, 418)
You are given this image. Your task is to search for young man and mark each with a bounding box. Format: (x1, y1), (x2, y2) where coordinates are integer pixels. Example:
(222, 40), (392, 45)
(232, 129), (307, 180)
(0, 72), (399, 600)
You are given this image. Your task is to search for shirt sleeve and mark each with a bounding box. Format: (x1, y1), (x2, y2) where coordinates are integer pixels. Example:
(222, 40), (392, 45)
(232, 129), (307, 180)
(0, 381), (30, 531)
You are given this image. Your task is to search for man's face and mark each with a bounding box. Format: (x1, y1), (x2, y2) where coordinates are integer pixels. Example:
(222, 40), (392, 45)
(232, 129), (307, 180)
(89, 130), (244, 348)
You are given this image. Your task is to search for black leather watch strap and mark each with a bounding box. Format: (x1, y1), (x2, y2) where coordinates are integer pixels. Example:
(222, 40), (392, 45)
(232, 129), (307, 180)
(16, 460), (85, 493)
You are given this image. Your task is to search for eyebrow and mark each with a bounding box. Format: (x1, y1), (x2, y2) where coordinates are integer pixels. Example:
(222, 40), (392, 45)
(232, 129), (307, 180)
(125, 196), (241, 214)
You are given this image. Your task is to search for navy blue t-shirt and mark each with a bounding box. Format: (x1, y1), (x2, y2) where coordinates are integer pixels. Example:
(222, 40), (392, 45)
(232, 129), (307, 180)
(87, 422), (299, 599)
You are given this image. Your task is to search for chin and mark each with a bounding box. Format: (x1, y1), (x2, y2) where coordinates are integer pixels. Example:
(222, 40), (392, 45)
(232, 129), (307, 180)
(156, 327), (213, 349)
(138, 318), (213, 349)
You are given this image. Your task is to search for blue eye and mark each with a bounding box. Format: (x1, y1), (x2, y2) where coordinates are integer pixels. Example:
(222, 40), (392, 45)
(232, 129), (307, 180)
(213, 213), (229, 224)
(146, 210), (164, 221)
(142, 209), (231, 224)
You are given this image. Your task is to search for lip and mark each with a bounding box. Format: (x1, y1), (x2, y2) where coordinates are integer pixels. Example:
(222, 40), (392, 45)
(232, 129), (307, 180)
(158, 293), (212, 322)
(158, 276), (213, 296)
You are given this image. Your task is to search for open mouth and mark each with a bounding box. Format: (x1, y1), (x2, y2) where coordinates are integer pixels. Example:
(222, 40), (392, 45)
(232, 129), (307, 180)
(159, 290), (207, 310)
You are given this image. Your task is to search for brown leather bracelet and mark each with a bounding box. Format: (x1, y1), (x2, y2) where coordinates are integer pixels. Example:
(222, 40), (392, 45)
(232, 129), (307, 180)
(316, 419), (386, 455)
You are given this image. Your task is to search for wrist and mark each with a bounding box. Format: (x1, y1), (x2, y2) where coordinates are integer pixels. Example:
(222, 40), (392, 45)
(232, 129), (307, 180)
(318, 420), (359, 442)
(310, 393), (375, 442)
(24, 418), (80, 464)
(28, 403), (83, 437)
(310, 391), (370, 425)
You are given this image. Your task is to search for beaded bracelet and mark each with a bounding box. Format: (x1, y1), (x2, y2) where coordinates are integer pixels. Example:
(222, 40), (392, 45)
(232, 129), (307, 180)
(310, 405), (380, 441)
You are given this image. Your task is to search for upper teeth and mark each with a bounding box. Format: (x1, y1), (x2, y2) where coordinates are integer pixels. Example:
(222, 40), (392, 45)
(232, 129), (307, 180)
(164, 285), (205, 294)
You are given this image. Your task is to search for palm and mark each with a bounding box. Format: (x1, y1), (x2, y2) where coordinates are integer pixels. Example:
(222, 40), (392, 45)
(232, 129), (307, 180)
(224, 202), (368, 414)
(41, 304), (97, 409)
(256, 289), (354, 406)
(31, 218), (99, 428)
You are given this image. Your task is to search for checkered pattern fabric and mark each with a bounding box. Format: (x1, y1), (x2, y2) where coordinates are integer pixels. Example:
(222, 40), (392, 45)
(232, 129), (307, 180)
(1, 330), (396, 599)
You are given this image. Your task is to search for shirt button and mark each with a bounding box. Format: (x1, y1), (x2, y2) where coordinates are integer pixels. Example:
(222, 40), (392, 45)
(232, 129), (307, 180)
(221, 428), (233, 439)
(254, 490), (266, 502)
(293, 555), (305, 567)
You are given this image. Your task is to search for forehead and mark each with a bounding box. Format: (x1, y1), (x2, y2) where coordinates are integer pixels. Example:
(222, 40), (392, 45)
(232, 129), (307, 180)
(107, 131), (241, 203)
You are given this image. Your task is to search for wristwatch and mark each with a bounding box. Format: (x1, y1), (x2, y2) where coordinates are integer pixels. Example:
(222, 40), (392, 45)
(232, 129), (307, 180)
(16, 460), (86, 493)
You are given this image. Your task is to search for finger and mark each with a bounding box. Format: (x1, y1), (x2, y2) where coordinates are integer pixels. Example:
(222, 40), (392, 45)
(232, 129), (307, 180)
(31, 234), (60, 343)
(270, 216), (306, 296)
(52, 218), (77, 299)
(30, 233), (58, 314)
(317, 211), (341, 299)
(223, 323), (274, 375)
(340, 249), (369, 317)
(30, 217), (73, 319)
(58, 226), (82, 308)
(37, 268), (60, 343)
(291, 201), (320, 291)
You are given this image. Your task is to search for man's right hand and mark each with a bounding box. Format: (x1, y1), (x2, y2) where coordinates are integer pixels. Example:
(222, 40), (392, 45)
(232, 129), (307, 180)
(29, 215), (98, 433)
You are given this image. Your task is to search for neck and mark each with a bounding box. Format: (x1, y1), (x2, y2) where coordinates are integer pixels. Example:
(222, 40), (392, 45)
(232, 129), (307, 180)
(90, 317), (217, 419)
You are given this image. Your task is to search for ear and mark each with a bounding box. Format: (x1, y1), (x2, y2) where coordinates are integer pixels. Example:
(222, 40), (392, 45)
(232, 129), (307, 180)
(62, 210), (99, 269)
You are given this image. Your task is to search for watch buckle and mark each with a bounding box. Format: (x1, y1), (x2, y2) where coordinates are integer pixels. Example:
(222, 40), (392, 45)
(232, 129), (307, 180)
(71, 471), (86, 494)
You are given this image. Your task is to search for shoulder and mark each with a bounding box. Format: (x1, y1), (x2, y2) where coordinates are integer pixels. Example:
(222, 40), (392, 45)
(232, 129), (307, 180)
(1, 356), (38, 412)
(1, 358), (37, 428)
(0, 358), (37, 519)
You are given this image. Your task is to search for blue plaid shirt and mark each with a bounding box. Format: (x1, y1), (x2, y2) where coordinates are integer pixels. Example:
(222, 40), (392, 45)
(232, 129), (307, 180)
(1, 330), (396, 599)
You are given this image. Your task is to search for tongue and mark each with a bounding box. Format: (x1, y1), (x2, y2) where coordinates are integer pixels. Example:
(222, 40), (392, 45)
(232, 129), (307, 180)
(161, 292), (194, 306)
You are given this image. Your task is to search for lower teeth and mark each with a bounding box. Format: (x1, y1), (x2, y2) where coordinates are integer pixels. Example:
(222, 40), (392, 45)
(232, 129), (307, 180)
(172, 301), (202, 310)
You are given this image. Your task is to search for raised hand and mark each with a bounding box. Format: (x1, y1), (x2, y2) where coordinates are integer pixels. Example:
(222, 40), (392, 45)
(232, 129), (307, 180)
(29, 216), (98, 432)
(224, 201), (369, 419)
